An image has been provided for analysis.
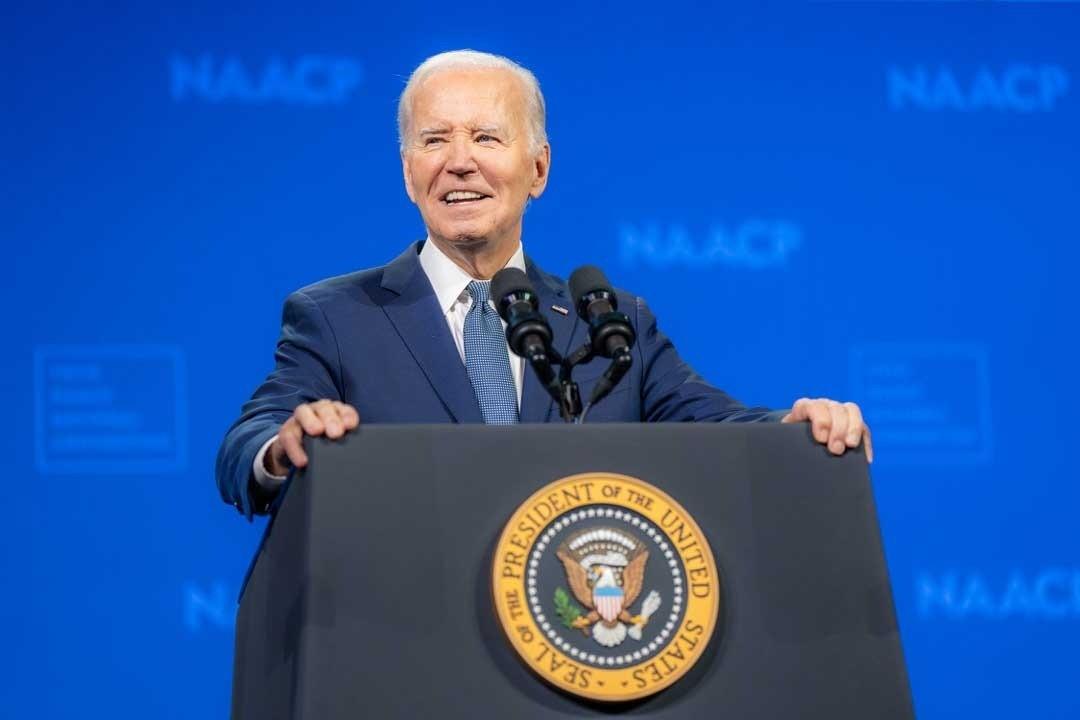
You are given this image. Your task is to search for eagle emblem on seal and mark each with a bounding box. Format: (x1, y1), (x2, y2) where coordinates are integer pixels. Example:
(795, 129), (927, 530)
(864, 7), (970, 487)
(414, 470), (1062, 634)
(554, 527), (662, 648)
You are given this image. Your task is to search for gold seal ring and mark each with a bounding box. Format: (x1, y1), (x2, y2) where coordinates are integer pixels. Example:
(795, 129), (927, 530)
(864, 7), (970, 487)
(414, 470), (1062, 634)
(492, 472), (721, 701)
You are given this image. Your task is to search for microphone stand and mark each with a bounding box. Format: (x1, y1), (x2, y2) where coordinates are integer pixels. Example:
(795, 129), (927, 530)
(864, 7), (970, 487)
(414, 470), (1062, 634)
(556, 344), (592, 423)
(536, 343), (630, 423)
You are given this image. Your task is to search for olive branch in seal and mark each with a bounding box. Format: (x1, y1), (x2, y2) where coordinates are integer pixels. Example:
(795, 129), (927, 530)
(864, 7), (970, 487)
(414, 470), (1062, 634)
(553, 587), (583, 629)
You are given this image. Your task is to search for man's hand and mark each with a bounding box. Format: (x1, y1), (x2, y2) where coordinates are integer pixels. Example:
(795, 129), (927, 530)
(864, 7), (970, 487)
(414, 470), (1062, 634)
(266, 400), (360, 476)
(781, 397), (873, 463)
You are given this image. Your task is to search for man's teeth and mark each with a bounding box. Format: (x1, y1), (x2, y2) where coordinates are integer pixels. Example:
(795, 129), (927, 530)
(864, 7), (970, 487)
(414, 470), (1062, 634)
(444, 191), (486, 203)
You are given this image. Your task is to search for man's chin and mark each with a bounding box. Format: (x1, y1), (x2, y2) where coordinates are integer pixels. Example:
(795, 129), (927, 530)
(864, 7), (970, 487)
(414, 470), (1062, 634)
(427, 219), (520, 255)
(451, 235), (490, 247)
(431, 228), (493, 250)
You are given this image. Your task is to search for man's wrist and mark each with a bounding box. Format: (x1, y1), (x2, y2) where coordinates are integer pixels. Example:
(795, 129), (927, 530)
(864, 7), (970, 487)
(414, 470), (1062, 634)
(252, 434), (288, 488)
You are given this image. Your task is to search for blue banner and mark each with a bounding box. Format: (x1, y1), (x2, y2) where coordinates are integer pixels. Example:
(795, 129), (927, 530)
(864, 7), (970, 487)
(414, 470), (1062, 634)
(4, 2), (1078, 717)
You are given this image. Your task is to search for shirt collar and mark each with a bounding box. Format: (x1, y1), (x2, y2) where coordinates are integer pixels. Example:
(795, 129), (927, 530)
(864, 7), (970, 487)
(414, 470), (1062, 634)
(419, 236), (527, 313)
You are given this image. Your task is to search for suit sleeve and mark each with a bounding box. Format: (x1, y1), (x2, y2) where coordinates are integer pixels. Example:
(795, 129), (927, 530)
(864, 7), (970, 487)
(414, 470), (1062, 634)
(635, 296), (784, 423)
(215, 290), (343, 520)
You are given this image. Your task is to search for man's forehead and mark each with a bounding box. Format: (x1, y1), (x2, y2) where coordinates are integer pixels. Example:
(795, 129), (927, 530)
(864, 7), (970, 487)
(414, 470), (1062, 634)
(418, 65), (522, 92)
(411, 68), (526, 116)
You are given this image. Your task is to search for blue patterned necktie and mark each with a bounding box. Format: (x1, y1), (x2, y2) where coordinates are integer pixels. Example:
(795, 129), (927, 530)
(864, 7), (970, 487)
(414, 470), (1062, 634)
(464, 280), (519, 424)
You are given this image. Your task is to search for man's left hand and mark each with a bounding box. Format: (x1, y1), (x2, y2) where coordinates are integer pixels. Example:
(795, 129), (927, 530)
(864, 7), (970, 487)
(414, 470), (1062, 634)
(781, 398), (873, 463)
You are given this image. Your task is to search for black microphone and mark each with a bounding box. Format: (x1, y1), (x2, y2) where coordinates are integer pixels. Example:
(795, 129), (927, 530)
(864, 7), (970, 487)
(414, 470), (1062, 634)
(568, 266), (636, 409)
(491, 268), (559, 393)
(568, 266), (636, 359)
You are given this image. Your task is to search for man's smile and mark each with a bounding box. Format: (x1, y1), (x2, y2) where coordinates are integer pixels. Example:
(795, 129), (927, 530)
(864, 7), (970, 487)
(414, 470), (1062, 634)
(441, 190), (492, 205)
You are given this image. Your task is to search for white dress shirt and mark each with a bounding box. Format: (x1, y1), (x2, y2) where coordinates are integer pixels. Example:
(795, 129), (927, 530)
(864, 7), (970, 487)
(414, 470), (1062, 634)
(253, 238), (527, 488)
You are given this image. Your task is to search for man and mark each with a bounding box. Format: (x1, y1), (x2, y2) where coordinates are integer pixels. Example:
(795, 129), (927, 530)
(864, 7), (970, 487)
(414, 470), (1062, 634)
(216, 50), (872, 520)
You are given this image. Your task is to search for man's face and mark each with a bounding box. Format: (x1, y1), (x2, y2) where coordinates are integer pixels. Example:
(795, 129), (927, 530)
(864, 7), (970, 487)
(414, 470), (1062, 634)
(401, 68), (550, 254)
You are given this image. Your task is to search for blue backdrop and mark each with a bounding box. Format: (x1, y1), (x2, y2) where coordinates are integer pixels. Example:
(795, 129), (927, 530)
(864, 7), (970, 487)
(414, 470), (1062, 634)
(4, 2), (1079, 717)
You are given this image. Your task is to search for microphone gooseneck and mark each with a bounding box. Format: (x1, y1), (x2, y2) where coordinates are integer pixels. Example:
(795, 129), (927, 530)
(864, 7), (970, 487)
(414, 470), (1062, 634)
(568, 266), (636, 407)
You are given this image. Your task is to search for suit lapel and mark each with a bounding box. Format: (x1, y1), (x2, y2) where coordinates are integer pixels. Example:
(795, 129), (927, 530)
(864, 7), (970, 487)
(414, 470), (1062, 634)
(380, 243), (483, 423)
(519, 258), (580, 423)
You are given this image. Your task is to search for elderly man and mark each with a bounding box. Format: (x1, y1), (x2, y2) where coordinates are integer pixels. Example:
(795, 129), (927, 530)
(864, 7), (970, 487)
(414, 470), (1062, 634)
(216, 50), (872, 519)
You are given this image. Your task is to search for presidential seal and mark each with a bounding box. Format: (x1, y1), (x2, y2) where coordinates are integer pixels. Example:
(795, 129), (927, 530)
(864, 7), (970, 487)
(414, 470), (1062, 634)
(492, 472), (721, 702)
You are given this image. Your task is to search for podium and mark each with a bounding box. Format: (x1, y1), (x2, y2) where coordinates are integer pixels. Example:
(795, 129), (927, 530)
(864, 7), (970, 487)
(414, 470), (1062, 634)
(231, 424), (913, 719)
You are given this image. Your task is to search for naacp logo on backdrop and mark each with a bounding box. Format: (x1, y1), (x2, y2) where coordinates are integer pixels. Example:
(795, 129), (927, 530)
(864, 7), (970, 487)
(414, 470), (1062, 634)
(493, 472), (721, 701)
(170, 54), (362, 105)
(917, 569), (1080, 621)
(888, 64), (1069, 112)
(618, 221), (802, 270)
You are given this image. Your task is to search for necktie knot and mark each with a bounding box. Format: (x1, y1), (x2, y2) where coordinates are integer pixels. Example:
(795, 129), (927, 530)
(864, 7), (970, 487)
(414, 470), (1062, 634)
(467, 280), (491, 307)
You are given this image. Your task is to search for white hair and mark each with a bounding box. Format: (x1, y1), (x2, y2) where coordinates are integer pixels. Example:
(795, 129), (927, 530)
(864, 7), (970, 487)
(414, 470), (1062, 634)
(397, 49), (548, 154)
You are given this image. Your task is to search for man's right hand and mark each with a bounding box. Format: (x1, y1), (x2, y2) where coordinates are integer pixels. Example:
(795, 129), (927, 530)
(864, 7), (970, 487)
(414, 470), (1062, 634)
(266, 400), (360, 476)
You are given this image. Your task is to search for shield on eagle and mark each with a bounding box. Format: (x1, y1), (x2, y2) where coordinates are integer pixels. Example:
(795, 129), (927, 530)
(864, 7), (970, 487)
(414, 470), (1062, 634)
(594, 585), (624, 623)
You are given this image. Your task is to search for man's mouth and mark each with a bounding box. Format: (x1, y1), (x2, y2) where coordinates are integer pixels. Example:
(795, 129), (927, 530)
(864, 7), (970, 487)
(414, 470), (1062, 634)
(442, 190), (491, 205)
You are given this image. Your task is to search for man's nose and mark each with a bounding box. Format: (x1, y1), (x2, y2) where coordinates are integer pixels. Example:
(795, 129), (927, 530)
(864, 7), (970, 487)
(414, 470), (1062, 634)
(445, 136), (478, 176)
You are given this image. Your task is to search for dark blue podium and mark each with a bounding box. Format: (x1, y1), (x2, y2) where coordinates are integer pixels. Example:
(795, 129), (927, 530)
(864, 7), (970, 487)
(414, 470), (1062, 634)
(231, 423), (912, 719)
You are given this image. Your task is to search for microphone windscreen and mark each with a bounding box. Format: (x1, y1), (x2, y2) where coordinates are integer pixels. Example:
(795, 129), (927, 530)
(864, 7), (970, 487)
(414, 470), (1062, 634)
(491, 267), (534, 304)
(568, 265), (613, 303)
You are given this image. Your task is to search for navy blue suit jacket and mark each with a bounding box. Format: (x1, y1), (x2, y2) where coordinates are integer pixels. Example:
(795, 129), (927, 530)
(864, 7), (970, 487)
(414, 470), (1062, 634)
(216, 241), (778, 519)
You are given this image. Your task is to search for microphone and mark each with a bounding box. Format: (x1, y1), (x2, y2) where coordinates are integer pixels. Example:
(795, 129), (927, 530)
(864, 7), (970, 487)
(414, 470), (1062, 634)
(491, 268), (559, 392)
(568, 266), (636, 359)
(568, 266), (636, 410)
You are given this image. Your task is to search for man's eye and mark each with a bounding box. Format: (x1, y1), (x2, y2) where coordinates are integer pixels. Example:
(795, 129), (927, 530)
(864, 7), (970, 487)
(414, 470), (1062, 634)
(476, 134), (497, 143)
(424, 137), (445, 145)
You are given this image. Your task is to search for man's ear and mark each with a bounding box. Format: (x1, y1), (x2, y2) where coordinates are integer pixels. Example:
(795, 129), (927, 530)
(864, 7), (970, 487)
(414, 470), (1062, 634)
(401, 151), (417, 204)
(529, 143), (551, 199)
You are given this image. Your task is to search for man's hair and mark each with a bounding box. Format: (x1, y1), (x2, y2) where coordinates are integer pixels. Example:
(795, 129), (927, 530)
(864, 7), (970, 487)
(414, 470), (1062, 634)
(397, 49), (548, 155)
